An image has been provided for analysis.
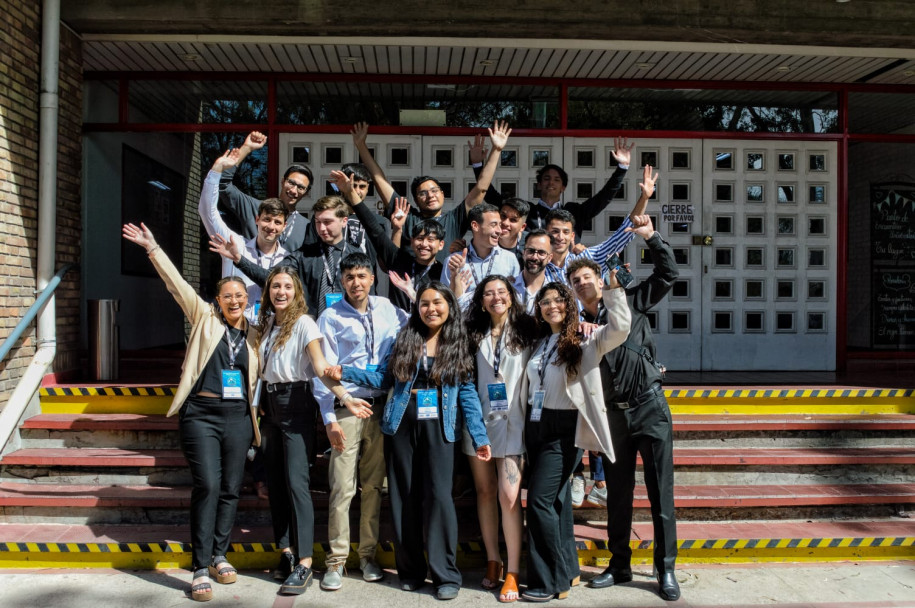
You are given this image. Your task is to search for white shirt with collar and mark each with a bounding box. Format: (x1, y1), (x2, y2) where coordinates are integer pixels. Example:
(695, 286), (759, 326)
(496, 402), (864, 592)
(441, 242), (521, 308)
(512, 272), (543, 315)
(313, 295), (409, 425)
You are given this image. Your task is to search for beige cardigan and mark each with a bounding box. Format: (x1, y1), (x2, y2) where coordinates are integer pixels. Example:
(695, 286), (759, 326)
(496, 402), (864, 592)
(522, 288), (631, 460)
(149, 248), (261, 446)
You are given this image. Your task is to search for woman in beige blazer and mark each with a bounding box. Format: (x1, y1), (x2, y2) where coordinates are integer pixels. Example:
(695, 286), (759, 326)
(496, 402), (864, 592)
(520, 279), (631, 603)
(123, 223), (260, 602)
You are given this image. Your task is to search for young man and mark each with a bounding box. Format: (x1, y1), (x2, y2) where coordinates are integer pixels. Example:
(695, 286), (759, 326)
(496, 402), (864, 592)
(200, 148), (288, 320)
(511, 230), (552, 315)
(441, 203), (520, 306)
(544, 164), (658, 286)
(214, 196), (377, 318)
(498, 198), (530, 266)
(218, 130), (374, 252)
(331, 170), (445, 312)
(314, 252), (410, 591)
(352, 121), (511, 263)
(566, 218), (681, 602)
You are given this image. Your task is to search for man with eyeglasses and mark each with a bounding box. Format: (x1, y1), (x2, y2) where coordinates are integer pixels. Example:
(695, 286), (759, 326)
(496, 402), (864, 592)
(512, 230), (552, 314)
(352, 121), (511, 263)
(218, 131), (374, 253)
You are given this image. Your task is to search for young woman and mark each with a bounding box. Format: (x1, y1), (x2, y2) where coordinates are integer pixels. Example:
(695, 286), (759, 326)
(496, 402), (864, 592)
(255, 267), (373, 596)
(326, 282), (492, 601)
(463, 275), (537, 603)
(522, 280), (631, 603)
(122, 223), (261, 602)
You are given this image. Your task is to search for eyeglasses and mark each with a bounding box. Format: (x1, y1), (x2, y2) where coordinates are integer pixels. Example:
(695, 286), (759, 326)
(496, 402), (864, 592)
(285, 178), (309, 193)
(416, 187), (442, 198)
(482, 289), (510, 299)
(523, 248), (550, 258)
(538, 298), (565, 309)
(219, 293), (248, 302)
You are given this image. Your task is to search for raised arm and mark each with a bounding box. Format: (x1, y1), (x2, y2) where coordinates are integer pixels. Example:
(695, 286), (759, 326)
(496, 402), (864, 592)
(352, 122), (395, 205)
(628, 163), (658, 222)
(200, 149), (242, 242)
(217, 132), (267, 240)
(567, 137), (633, 227)
(331, 169), (402, 269)
(626, 216), (679, 313)
(468, 132), (503, 207)
(591, 283), (632, 357)
(463, 120), (511, 213)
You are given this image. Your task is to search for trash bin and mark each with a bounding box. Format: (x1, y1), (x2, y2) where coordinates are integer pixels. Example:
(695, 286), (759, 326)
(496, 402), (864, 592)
(89, 299), (119, 381)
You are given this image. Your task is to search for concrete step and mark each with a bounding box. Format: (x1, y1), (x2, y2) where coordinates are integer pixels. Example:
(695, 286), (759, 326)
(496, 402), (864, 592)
(0, 518), (911, 569)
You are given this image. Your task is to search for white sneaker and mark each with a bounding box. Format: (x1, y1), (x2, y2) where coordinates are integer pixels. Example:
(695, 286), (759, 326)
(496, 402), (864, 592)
(587, 484), (608, 507)
(571, 475), (586, 508)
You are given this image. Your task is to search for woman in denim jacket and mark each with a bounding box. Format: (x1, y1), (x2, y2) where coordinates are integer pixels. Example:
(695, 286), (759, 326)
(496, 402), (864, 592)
(326, 282), (491, 601)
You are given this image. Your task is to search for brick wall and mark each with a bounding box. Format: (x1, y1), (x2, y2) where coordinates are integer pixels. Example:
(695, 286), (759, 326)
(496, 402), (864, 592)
(0, 2), (82, 401)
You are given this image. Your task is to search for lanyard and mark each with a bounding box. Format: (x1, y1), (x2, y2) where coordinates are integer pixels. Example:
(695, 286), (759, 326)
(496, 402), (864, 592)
(469, 251), (497, 286)
(492, 324), (505, 379)
(536, 335), (560, 389)
(412, 261), (434, 287)
(278, 212), (297, 245)
(259, 317), (280, 377)
(255, 243), (282, 269)
(360, 299), (375, 364)
(422, 341), (431, 376)
(223, 321), (245, 370)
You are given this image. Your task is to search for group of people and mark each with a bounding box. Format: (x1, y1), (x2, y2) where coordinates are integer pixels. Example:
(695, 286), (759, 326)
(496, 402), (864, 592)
(122, 121), (681, 603)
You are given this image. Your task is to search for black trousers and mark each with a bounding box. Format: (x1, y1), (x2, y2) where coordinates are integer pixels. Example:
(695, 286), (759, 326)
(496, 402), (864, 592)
(261, 383), (317, 558)
(524, 409), (582, 595)
(602, 385), (677, 574)
(179, 396), (253, 570)
(385, 398), (460, 588)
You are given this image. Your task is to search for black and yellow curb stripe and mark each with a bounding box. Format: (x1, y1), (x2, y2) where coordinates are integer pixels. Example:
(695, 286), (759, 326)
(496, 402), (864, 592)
(39, 387), (176, 397)
(2, 537), (912, 569)
(665, 388), (915, 399)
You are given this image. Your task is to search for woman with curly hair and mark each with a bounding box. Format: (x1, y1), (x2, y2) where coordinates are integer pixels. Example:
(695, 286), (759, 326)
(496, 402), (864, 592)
(326, 281), (492, 601)
(521, 278), (631, 603)
(255, 267), (373, 596)
(463, 275), (537, 603)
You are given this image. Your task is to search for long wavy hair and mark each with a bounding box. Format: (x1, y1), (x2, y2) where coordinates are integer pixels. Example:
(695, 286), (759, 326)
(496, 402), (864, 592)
(389, 282), (474, 385)
(255, 267), (308, 352)
(533, 282), (582, 379)
(465, 275), (537, 356)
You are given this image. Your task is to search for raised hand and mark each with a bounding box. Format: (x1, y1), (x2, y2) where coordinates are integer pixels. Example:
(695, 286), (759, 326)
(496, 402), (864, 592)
(448, 248), (468, 276)
(211, 148), (241, 173)
(488, 120), (512, 151)
(122, 222), (158, 252)
(391, 197), (410, 231)
(626, 214), (655, 240)
(329, 169), (354, 196)
(388, 271), (417, 303)
(638, 164), (658, 200)
(612, 137), (634, 166)
(571, 243), (587, 255)
(468, 133), (487, 165)
(209, 233), (242, 263)
(243, 131), (267, 152)
(351, 122), (369, 148)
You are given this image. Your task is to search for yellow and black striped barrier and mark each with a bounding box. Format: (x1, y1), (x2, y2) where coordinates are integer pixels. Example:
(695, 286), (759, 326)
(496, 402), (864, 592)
(1, 537), (912, 569)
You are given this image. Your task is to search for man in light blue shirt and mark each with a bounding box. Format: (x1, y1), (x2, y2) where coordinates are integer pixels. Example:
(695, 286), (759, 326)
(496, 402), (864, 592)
(544, 164), (658, 287)
(314, 252), (409, 590)
(441, 203), (521, 307)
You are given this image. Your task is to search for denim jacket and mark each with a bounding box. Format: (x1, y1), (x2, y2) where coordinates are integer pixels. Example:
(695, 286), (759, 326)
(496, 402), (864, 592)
(342, 360), (491, 449)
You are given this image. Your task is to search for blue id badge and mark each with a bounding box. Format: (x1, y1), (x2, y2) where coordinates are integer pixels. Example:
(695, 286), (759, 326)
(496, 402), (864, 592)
(416, 388), (439, 420)
(221, 369), (244, 400)
(530, 390), (545, 422)
(325, 292), (344, 309)
(487, 382), (509, 412)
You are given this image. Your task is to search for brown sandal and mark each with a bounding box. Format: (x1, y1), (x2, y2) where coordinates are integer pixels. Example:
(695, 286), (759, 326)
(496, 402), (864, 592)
(482, 560), (503, 590)
(498, 572), (519, 603)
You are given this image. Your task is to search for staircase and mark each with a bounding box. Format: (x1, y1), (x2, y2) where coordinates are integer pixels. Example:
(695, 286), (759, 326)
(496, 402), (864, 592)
(1, 382), (913, 569)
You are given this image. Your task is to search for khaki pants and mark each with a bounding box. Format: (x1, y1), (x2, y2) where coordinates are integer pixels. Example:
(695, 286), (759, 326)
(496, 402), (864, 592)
(326, 404), (385, 566)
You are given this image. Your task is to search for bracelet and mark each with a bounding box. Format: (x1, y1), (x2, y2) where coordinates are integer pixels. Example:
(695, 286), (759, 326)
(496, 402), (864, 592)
(340, 392), (353, 403)
(146, 245), (160, 256)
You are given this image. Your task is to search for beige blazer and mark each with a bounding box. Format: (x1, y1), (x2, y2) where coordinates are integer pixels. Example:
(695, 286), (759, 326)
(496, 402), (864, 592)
(522, 288), (631, 460)
(149, 248), (261, 446)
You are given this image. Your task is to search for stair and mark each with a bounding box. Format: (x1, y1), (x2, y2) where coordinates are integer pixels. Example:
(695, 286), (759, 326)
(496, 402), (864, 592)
(0, 384), (913, 568)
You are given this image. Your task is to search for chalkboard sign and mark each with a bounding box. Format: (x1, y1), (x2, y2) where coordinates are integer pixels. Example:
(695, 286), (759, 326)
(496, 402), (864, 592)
(871, 182), (915, 265)
(872, 268), (915, 348)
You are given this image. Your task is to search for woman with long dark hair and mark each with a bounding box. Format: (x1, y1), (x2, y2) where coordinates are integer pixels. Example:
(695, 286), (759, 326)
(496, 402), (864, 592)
(122, 223), (261, 602)
(463, 275), (537, 603)
(326, 281), (492, 601)
(521, 279), (631, 603)
(255, 266), (373, 596)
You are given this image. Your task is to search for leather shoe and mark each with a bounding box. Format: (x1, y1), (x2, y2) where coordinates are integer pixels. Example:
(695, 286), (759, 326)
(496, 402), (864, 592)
(658, 571), (680, 601)
(588, 566), (632, 589)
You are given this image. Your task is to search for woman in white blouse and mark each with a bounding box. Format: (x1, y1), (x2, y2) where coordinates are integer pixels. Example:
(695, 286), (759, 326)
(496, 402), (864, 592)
(463, 275), (538, 603)
(255, 267), (372, 596)
(521, 278), (631, 603)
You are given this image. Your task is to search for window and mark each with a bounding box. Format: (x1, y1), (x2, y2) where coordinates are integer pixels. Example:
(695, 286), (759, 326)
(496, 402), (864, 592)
(777, 184), (796, 204)
(500, 149), (518, 167)
(808, 217), (826, 235)
(746, 216), (765, 235)
(746, 152), (765, 171)
(747, 184), (764, 203)
(292, 145), (311, 164)
(808, 248), (826, 267)
(807, 312), (827, 332)
(777, 248), (796, 267)
(714, 280), (733, 300)
(389, 146), (409, 166)
(777, 280), (795, 300)
(715, 183), (734, 202)
(746, 247), (765, 267)
(809, 185), (826, 204)
(433, 147), (453, 167)
(809, 153), (826, 171)
(576, 181), (594, 199)
(744, 311), (765, 332)
(745, 279), (765, 299)
(575, 148), (595, 168)
(715, 248), (734, 267)
(640, 149), (659, 168)
(672, 280), (690, 298)
(777, 217), (795, 235)
(670, 311), (691, 332)
(323, 145), (343, 166)
(713, 311), (733, 332)
(646, 311), (659, 330)
(778, 152), (795, 171)
(531, 149), (550, 167)
(776, 312), (796, 332)
(715, 216), (733, 234)
(671, 150), (691, 169)
(808, 280), (826, 299)
(673, 248), (690, 265)
(715, 149), (734, 170)
(499, 181), (517, 199)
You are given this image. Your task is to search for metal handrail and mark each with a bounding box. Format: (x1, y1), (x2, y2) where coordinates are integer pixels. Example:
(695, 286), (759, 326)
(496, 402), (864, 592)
(0, 263), (78, 363)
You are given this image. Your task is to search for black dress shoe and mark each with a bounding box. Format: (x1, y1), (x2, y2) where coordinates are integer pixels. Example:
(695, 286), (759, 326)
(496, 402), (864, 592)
(658, 571), (680, 601)
(401, 580), (426, 592)
(588, 566), (633, 589)
(520, 588), (555, 602)
(279, 564), (314, 595)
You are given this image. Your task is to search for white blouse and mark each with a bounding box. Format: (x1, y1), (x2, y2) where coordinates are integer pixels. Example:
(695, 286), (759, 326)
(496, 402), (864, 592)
(259, 315), (323, 384)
